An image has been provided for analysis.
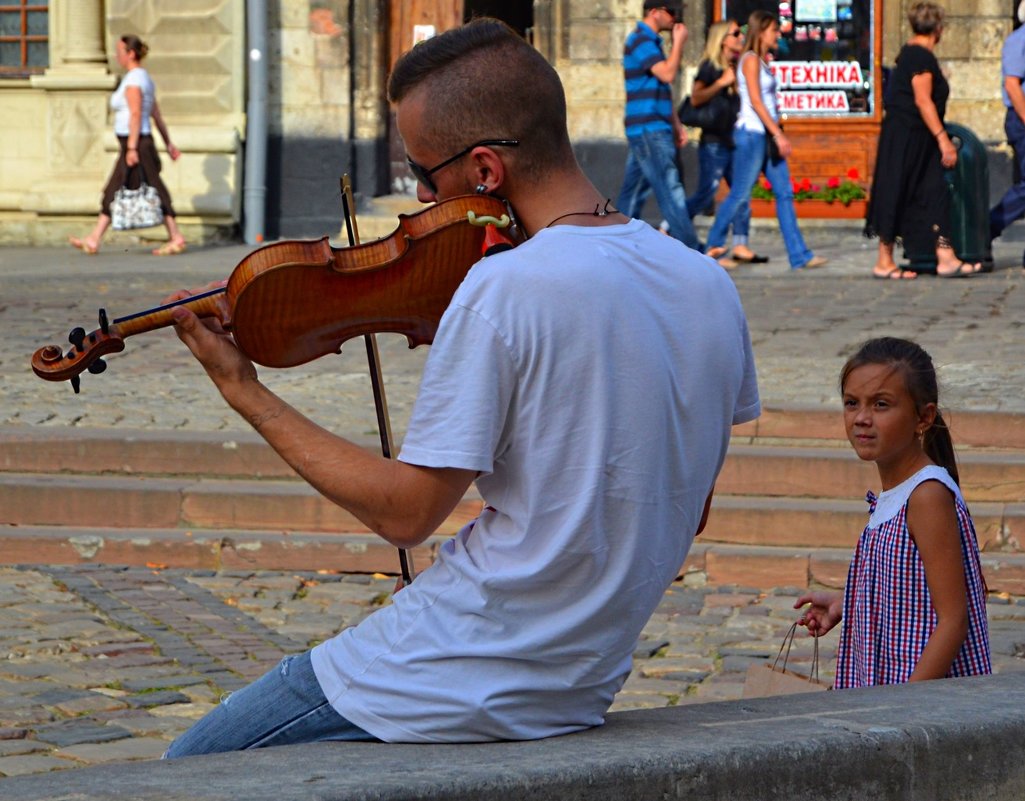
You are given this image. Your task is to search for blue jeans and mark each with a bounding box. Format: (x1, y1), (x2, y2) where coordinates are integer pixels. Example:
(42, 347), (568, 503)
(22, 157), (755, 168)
(163, 652), (377, 757)
(990, 108), (1025, 241)
(617, 128), (700, 250)
(686, 141), (750, 242)
(706, 128), (814, 269)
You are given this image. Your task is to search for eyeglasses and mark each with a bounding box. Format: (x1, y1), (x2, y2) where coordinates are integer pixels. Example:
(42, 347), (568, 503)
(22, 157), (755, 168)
(406, 139), (520, 194)
(726, 29), (743, 37)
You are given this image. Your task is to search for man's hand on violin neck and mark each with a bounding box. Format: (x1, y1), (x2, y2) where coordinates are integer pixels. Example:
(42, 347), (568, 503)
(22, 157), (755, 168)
(170, 304), (258, 396)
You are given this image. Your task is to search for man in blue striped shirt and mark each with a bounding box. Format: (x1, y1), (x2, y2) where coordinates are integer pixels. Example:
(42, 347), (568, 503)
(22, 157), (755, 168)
(616, 1), (699, 250)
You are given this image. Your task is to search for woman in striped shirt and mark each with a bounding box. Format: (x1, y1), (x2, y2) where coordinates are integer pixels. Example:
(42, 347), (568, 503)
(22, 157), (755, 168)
(795, 337), (990, 687)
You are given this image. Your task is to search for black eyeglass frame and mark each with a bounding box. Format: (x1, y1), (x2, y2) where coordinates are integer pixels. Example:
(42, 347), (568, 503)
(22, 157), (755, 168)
(406, 139), (520, 194)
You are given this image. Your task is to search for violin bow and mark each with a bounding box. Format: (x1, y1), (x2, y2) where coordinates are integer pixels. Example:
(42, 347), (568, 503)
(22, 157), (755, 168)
(340, 176), (415, 587)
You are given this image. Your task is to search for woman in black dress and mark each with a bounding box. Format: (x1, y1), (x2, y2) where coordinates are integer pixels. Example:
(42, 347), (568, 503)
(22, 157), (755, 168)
(865, 2), (981, 279)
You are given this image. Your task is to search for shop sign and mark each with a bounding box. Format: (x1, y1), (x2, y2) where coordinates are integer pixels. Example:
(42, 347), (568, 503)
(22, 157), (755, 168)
(772, 60), (864, 114)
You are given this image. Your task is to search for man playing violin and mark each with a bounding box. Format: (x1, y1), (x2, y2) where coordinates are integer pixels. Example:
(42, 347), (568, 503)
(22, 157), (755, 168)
(164, 18), (759, 755)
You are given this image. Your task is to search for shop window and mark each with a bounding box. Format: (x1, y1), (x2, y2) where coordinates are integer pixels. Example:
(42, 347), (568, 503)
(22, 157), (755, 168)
(0, 0), (47, 76)
(720, 0), (876, 118)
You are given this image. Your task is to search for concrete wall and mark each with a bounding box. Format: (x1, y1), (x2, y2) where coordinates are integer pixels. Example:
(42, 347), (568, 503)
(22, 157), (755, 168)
(3, 671), (1025, 800)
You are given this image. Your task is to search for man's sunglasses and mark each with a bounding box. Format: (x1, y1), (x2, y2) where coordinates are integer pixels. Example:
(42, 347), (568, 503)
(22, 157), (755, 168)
(406, 139), (520, 194)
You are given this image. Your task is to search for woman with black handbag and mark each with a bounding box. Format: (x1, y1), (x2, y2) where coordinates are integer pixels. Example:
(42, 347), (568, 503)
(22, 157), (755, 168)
(680, 20), (767, 268)
(703, 11), (826, 272)
(70, 35), (186, 256)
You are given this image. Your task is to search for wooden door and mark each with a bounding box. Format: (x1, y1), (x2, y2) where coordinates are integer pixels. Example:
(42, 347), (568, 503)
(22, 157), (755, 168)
(386, 0), (464, 192)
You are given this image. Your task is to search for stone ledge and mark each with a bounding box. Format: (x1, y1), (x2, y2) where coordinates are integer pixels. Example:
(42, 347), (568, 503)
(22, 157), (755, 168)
(2, 672), (1023, 800)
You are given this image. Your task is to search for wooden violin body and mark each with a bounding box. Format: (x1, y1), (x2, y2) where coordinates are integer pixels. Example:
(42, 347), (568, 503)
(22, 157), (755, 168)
(32, 194), (512, 389)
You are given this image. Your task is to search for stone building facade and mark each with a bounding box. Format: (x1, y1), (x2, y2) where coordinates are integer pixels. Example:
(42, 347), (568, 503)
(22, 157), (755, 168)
(0, 0), (1015, 245)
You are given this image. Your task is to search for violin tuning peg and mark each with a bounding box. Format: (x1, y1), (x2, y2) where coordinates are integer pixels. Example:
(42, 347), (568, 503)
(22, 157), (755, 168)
(99, 308), (109, 335)
(70, 375), (81, 394)
(68, 327), (87, 351)
(87, 358), (107, 375)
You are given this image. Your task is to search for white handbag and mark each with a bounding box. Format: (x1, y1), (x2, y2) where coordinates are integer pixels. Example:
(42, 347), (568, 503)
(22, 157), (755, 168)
(111, 164), (164, 230)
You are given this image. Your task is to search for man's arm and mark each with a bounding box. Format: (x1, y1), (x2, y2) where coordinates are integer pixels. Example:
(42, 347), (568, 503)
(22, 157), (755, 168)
(1006, 74), (1025, 125)
(170, 305), (476, 549)
(649, 23), (687, 84)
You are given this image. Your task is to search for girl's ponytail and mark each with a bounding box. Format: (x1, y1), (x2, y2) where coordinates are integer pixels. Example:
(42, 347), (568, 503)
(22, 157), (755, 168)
(924, 409), (959, 487)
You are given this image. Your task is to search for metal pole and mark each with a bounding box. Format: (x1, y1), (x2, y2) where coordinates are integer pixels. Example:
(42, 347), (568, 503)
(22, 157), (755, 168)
(243, 0), (268, 244)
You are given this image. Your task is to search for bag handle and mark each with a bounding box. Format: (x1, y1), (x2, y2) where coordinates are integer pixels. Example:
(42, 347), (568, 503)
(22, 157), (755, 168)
(123, 149), (150, 187)
(772, 621), (820, 682)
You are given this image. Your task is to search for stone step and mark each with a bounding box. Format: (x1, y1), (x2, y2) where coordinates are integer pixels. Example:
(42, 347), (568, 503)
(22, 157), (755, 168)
(2, 408), (1022, 590)
(0, 473), (483, 536)
(5, 423), (1025, 498)
(703, 495), (1024, 554)
(717, 444), (1025, 503)
(0, 426), (307, 479)
(0, 524), (444, 575)
(734, 407), (1025, 449)
(3, 524), (1023, 597)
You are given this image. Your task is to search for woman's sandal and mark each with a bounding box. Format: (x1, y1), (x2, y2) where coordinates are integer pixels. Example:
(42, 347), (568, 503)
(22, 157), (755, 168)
(872, 266), (917, 280)
(152, 241), (187, 256)
(706, 246), (728, 259)
(69, 236), (98, 255)
(937, 260), (982, 278)
(732, 252), (770, 264)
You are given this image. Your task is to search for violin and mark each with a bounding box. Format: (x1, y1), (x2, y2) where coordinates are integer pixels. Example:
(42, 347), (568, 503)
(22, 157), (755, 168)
(31, 194), (516, 393)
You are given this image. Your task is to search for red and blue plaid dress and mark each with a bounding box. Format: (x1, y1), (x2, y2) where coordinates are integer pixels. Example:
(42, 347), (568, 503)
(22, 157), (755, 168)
(834, 465), (991, 688)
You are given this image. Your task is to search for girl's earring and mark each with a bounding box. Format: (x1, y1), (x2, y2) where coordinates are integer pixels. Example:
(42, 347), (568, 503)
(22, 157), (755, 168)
(475, 184), (488, 195)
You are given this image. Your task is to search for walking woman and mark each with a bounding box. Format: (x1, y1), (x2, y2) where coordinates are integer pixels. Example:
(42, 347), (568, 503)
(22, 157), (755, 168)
(687, 20), (767, 267)
(70, 35), (186, 256)
(703, 11), (826, 272)
(865, 3), (981, 279)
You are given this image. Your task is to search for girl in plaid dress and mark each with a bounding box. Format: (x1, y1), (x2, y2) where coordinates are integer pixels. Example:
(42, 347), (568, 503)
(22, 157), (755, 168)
(795, 337), (991, 687)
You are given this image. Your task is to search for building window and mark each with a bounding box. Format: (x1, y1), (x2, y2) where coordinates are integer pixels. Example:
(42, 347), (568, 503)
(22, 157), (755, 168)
(721, 0), (877, 119)
(0, 1), (48, 76)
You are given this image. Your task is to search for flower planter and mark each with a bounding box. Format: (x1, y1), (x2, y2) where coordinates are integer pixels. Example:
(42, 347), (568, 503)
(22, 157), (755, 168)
(750, 198), (868, 220)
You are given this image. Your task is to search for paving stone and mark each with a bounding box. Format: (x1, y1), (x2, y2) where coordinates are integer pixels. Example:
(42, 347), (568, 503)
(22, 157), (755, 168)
(0, 740), (47, 756)
(0, 727), (29, 740)
(56, 736), (169, 763)
(32, 721), (133, 748)
(123, 690), (193, 708)
(146, 702), (217, 720)
(0, 754), (78, 777)
(118, 675), (211, 692)
(49, 695), (129, 716)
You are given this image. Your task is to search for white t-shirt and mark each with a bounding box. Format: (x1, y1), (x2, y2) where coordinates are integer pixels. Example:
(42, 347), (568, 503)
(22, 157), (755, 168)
(110, 67), (154, 136)
(311, 219), (760, 742)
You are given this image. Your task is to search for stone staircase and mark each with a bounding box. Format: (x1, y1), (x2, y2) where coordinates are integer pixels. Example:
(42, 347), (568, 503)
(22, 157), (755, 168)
(1, 409), (1023, 591)
(694, 408), (1025, 594)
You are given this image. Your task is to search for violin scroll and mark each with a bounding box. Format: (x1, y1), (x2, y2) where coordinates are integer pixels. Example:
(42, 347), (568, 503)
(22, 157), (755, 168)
(31, 308), (126, 394)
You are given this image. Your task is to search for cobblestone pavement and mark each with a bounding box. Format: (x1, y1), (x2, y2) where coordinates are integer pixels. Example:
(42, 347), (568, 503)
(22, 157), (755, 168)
(3, 225), (1024, 437)
(1, 227), (1024, 777)
(2, 565), (1023, 778)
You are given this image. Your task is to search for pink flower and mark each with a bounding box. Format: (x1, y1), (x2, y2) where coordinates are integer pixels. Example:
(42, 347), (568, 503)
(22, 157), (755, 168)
(799, 177), (812, 191)
(827, 176), (841, 189)
(761, 178), (772, 190)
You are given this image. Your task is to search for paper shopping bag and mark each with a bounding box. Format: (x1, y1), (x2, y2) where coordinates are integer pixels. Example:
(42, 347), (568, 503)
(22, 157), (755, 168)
(742, 622), (830, 698)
